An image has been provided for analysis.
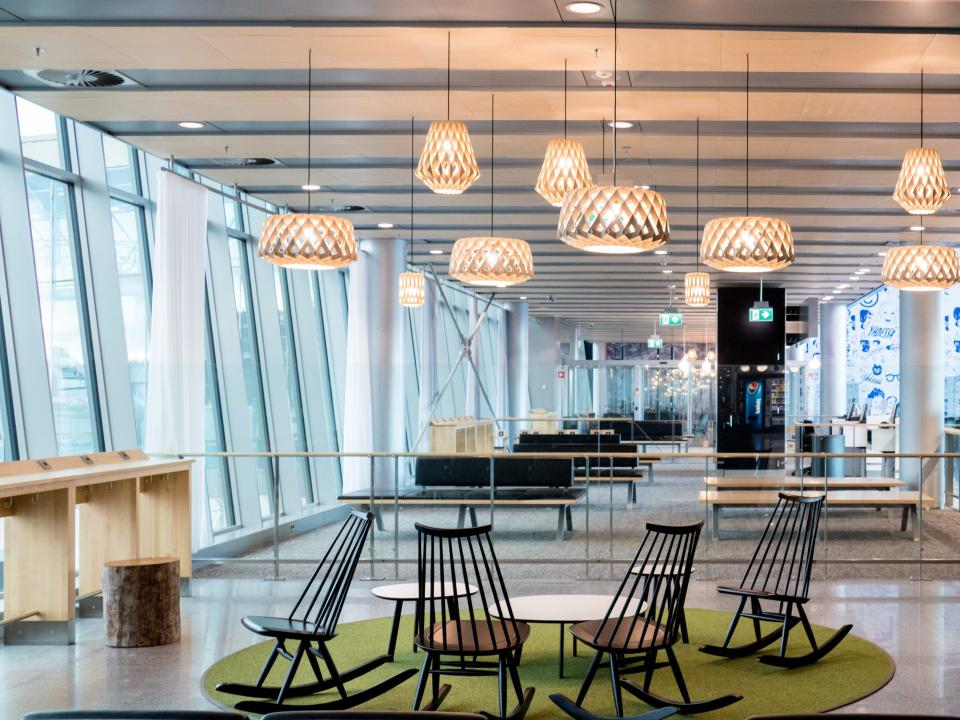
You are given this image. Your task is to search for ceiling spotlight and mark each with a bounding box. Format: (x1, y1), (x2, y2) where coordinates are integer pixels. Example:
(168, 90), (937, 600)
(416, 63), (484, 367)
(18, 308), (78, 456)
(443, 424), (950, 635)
(654, 249), (668, 255)
(377, 222), (395, 229)
(566, 1), (604, 13)
(607, 120), (634, 129)
(878, 251), (887, 257)
(856, 268), (870, 274)
(823, 295), (834, 301)
(639, 184), (651, 190)
(662, 269), (673, 274)
(429, 249), (443, 255)
(178, 121), (204, 129)
(301, 183), (321, 191)
(909, 225), (926, 232)
(519, 295), (527, 300)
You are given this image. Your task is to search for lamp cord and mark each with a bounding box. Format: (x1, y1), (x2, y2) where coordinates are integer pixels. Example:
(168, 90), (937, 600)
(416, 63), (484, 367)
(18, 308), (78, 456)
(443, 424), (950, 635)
(410, 115), (415, 266)
(563, 58), (568, 138)
(306, 48), (312, 214)
(920, 68), (924, 149)
(696, 116), (700, 272)
(491, 94), (495, 236)
(447, 32), (451, 121)
(745, 53), (750, 218)
(612, 0), (618, 186)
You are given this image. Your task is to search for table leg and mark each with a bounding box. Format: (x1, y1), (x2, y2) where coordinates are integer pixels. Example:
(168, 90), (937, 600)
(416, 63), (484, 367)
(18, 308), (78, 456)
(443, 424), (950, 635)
(573, 634), (578, 656)
(559, 623), (565, 678)
(387, 600), (403, 660)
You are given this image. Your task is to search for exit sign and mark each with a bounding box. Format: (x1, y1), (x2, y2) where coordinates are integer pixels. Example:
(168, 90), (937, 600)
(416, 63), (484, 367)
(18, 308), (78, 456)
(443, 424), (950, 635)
(647, 335), (663, 349)
(749, 306), (774, 322)
(659, 312), (683, 327)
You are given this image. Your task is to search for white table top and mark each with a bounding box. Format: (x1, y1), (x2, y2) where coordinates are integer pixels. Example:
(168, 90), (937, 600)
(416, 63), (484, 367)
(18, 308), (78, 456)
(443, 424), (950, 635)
(487, 594), (642, 624)
(372, 582), (477, 601)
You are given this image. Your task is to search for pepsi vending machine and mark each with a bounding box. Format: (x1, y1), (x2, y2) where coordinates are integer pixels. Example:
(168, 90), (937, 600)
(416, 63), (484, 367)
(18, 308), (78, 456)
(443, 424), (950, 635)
(717, 367), (786, 469)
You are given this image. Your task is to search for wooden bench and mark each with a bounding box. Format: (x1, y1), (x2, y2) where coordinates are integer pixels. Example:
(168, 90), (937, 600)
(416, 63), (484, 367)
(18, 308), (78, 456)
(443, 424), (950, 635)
(705, 476), (906, 491)
(337, 487), (586, 541)
(698, 489), (935, 540)
(573, 467), (651, 502)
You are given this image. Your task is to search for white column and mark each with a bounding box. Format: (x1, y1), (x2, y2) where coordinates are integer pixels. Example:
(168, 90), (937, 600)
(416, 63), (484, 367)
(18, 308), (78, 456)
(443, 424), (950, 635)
(416, 277), (438, 450)
(899, 290), (944, 503)
(342, 238), (405, 492)
(592, 341), (607, 418)
(819, 302), (847, 419)
(504, 301), (529, 443)
(465, 297), (481, 417)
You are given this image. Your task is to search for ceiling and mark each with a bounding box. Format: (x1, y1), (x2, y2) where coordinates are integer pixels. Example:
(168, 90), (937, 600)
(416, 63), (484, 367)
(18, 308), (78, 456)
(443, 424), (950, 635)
(3, 1), (960, 343)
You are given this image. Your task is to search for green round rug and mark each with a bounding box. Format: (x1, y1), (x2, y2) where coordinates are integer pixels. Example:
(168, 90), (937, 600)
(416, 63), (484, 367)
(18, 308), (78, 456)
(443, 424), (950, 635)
(202, 608), (893, 719)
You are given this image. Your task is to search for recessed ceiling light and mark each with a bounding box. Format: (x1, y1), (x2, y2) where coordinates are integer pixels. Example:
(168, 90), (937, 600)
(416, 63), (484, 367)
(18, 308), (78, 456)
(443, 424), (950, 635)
(654, 249), (668, 255)
(301, 183), (321, 191)
(823, 296), (834, 301)
(837, 284), (849, 289)
(856, 268), (870, 274)
(877, 251), (887, 257)
(909, 225), (926, 232)
(377, 222), (395, 229)
(429, 249), (443, 255)
(662, 269), (673, 274)
(519, 296), (527, 300)
(178, 121), (204, 129)
(607, 120), (633, 129)
(566, 1), (604, 14)
(848, 276), (860, 281)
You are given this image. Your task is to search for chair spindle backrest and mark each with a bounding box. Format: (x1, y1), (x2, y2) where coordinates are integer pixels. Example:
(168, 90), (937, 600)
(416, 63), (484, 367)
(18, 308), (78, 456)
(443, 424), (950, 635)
(414, 523), (520, 654)
(591, 520), (703, 648)
(738, 493), (823, 600)
(288, 510), (372, 632)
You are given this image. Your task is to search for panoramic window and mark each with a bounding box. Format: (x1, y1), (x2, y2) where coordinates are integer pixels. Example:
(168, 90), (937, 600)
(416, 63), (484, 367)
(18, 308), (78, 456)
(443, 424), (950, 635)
(16, 96), (69, 169)
(102, 134), (139, 193)
(204, 301), (235, 532)
(109, 198), (151, 443)
(0, 323), (15, 462)
(25, 171), (101, 454)
(227, 237), (276, 519)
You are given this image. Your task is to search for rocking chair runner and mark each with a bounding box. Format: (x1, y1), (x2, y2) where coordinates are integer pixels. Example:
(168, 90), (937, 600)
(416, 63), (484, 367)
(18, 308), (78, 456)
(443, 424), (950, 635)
(562, 520), (741, 717)
(412, 522), (535, 720)
(699, 493), (852, 667)
(217, 510), (417, 713)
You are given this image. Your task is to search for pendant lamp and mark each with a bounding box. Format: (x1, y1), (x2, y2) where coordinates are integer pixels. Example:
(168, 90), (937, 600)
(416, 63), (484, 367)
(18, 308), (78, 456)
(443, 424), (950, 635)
(535, 59), (593, 207)
(893, 70), (951, 215)
(558, 0), (669, 253)
(416, 32), (480, 194)
(259, 50), (357, 269)
(450, 95), (534, 287)
(701, 56), (794, 273)
(882, 231), (960, 291)
(685, 118), (711, 306)
(399, 116), (425, 307)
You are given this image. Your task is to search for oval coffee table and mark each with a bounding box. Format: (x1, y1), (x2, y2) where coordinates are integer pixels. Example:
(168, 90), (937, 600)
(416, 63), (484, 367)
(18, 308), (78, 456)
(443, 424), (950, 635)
(372, 582), (478, 659)
(488, 594), (641, 678)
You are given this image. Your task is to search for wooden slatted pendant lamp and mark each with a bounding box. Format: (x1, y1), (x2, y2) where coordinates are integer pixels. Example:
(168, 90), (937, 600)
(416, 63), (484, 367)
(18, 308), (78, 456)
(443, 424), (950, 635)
(416, 32), (481, 195)
(893, 70), (951, 215)
(558, 0), (669, 253)
(535, 59), (593, 207)
(701, 55), (794, 273)
(399, 116), (425, 307)
(882, 228), (960, 291)
(685, 118), (710, 307)
(450, 95), (534, 287)
(259, 49), (357, 269)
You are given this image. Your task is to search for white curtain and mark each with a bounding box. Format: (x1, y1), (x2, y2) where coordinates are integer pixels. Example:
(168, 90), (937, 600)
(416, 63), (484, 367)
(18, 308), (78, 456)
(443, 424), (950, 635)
(341, 250), (373, 494)
(144, 171), (210, 550)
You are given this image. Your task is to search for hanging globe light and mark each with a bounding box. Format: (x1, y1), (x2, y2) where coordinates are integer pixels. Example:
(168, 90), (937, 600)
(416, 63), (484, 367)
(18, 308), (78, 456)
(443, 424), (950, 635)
(535, 60), (593, 207)
(881, 242), (960, 291)
(449, 236), (534, 287)
(260, 49), (356, 269)
(893, 70), (951, 215)
(684, 119), (711, 305)
(399, 116), (425, 307)
(416, 33), (480, 195)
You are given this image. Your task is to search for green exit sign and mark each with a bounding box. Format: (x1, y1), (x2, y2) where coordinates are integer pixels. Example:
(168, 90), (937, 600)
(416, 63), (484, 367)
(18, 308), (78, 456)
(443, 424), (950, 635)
(647, 335), (663, 349)
(749, 306), (774, 322)
(659, 312), (683, 327)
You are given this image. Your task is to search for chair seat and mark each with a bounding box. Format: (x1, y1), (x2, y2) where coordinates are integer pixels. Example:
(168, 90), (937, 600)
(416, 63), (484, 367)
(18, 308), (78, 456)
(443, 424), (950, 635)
(241, 615), (333, 640)
(717, 586), (810, 604)
(417, 619), (531, 653)
(570, 618), (670, 651)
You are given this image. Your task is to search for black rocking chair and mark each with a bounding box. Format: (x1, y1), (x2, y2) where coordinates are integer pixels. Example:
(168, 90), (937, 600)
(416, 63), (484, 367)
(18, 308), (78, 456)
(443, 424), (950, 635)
(699, 493), (852, 668)
(411, 522), (535, 720)
(217, 510), (417, 713)
(561, 520), (741, 716)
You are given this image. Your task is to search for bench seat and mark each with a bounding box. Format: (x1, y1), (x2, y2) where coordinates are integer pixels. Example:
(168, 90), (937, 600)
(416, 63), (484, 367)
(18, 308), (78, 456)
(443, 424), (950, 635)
(705, 476), (906, 491)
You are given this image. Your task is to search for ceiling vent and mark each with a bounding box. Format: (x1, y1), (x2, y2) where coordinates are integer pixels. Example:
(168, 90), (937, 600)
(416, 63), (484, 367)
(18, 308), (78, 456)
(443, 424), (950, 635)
(25, 69), (139, 89)
(212, 157), (279, 168)
(324, 204), (368, 213)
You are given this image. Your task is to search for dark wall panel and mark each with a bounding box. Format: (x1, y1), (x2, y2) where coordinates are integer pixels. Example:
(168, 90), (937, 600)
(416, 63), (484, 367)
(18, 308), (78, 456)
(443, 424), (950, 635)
(717, 286), (786, 366)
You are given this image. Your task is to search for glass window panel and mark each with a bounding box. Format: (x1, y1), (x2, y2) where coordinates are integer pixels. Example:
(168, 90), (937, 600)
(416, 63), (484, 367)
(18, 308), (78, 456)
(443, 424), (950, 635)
(227, 237), (276, 519)
(274, 267), (314, 507)
(102, 135), (138, 193)
(204, 300), (235, 532)
(0, 323), (16, 461)
(26, 171), (100, 454)
(109, 198), (151, 444)
(16, 97), (68, 169)
(309, 274), (344, 493)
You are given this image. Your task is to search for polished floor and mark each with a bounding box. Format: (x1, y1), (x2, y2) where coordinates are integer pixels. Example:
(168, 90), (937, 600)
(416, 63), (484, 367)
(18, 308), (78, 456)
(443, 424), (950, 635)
(1, 577), (958, 717)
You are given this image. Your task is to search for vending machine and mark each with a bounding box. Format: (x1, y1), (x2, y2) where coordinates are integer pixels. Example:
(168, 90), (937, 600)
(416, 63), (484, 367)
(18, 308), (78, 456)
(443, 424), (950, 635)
(717, 366), (786, 469)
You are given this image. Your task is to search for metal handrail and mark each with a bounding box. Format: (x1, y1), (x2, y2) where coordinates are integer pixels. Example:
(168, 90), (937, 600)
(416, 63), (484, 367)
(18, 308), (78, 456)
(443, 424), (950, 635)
(169, 450), (960, 460)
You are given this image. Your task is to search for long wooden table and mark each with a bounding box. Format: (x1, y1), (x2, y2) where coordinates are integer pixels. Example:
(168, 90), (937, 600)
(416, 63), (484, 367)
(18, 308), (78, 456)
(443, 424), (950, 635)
(698, 489), (935, 540)
(705, 476), (906, 491)
(0, 450), (192, 645)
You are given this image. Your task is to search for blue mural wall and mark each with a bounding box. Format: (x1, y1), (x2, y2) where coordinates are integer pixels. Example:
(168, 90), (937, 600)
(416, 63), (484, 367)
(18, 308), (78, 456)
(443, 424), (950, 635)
(846, 285), (960, 416)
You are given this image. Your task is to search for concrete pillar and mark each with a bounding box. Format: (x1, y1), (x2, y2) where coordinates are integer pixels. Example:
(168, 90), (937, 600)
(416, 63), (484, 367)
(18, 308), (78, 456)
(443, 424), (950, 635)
(465, 297), (481, 417)
(416, 277), (438, 450)
(504, 302), (529, 443)
(592, 341), (607, 419)
(899, 290), (944, 503)
(529, 316), (562, 414)
(819, 302), (847, 419)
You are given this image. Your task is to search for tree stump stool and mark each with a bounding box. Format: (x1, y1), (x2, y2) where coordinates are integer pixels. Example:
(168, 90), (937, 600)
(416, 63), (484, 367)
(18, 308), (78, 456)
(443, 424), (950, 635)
(102, 556), (180, 647)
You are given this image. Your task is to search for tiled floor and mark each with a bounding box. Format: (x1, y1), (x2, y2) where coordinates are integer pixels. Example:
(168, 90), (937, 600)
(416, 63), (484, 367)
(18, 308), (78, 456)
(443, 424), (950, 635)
(1, 577), (959, 717)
